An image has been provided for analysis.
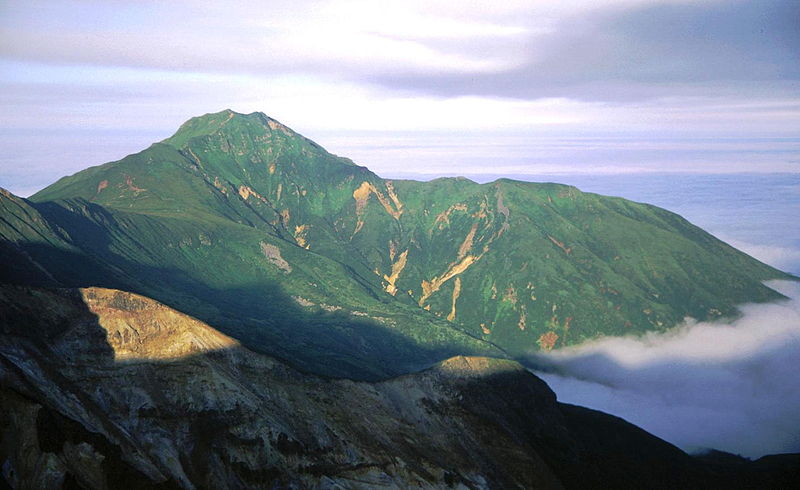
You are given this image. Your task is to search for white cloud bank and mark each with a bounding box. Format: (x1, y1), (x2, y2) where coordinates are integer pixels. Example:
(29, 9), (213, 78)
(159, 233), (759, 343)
(530, 280), (800, 458)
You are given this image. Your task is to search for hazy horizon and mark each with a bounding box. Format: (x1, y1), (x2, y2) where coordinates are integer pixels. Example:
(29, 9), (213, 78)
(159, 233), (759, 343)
(2, 125), (798, 197)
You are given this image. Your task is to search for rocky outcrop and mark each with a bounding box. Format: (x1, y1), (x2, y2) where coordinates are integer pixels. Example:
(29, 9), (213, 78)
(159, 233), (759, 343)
(1, 285), (798, 489)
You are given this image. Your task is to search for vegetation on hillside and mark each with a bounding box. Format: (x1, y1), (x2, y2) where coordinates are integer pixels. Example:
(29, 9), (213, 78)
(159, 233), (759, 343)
(1, 110), (791, 378)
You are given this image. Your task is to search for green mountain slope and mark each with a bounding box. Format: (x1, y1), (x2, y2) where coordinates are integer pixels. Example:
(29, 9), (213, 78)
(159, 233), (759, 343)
(1, 109), (791, 377)
(1, 189), (497, 380)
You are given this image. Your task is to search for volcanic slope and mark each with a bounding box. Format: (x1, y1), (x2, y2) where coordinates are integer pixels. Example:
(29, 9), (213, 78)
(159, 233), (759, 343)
(2, 109), (791, 377)
(1, 284), (797, 489)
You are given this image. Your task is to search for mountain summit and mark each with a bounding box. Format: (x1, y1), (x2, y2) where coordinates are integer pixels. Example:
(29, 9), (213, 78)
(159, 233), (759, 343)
(2, 110), (793, 378)
(163, 109), (291, 147)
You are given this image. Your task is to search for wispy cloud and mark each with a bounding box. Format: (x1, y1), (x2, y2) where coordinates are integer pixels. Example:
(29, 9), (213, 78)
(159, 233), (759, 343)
(0, 1), (798, 191)
(1, 1), (798, 132)
(2, 1), (796, 90)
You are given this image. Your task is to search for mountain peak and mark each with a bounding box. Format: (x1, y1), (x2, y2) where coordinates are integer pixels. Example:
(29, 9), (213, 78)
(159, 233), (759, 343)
(30, 108), (361, 210)
(163, 109), (294, 149)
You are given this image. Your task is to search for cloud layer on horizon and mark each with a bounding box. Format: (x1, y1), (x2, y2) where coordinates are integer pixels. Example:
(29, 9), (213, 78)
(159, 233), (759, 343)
(530, 280), (800, 458)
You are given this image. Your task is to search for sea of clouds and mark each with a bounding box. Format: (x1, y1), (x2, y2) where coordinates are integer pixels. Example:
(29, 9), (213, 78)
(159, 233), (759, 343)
(530, 280), (800, 458)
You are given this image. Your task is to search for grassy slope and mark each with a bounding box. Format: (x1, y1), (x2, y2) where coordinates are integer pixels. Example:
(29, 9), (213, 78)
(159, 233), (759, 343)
(355, 177), (787, 353)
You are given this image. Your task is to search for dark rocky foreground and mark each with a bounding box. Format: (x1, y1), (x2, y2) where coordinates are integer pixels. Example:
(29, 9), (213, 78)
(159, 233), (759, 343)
(1, 285), (797, 489)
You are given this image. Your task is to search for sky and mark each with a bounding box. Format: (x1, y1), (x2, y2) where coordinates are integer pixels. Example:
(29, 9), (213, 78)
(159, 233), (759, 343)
(1, 0), (799, 196)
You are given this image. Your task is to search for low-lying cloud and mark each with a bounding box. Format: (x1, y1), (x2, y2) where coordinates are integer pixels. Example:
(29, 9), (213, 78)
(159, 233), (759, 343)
(528, 280), (800, 458)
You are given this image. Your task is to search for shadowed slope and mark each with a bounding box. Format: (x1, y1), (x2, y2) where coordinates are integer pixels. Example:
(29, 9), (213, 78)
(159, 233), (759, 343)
(1, 189), (500, 379)
(2, 284), (797, 489)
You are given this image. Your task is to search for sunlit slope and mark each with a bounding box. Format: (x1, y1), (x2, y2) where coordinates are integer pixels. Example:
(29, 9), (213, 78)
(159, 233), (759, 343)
(23, 109), (792, 369)
(380, 177), (791, 353)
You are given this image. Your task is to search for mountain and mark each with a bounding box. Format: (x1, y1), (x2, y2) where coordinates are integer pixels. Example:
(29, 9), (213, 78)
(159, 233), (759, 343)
(1, 109), (793, 379)
(2, 283), (796, 489)
(2, 110), (799, 488)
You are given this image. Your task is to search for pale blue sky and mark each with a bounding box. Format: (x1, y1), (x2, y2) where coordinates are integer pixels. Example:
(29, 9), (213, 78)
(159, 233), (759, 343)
(0, 0), (798, 195)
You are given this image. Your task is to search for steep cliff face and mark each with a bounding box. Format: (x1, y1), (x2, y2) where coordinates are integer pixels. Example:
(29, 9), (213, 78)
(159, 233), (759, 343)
(1, 285), (797, 489)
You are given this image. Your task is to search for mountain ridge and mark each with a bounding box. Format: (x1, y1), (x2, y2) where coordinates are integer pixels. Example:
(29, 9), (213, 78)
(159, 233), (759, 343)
(3, 110), (794, 379)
